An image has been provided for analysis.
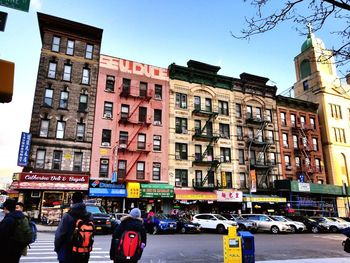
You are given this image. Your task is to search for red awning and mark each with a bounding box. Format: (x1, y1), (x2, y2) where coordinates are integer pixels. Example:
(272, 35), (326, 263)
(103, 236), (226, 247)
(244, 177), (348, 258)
(174, 189), (217, 201)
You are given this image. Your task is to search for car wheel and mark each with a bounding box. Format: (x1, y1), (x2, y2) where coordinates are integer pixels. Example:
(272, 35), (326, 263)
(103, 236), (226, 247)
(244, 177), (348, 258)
(311, 226), (319, 233)
(290, 226), (297, 233)
(152, 226), (158, 235)
(217, 224), (225, 234)
(329, 226), (338, 233)
(237, 224), (246, 231)
(270, 226), (279, 234)
(180, 227), (186, 234)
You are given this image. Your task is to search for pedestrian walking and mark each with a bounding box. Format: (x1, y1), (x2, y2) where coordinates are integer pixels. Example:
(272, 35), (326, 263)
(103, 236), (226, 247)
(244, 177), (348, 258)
(54, 192), (94, 263)
(110, 207), (147, 263)
(0, 198), (33, 263)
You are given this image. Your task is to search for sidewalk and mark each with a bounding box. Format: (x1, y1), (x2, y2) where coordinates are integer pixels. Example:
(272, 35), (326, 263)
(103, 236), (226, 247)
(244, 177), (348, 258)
(256, 258), (350, 263)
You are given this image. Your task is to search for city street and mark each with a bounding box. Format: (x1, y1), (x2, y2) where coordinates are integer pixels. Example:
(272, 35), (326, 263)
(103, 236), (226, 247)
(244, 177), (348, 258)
(20, 232), (350, 263)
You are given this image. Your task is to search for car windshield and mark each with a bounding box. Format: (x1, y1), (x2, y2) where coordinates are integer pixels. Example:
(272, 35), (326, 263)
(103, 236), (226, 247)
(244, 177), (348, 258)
(329, 217), (347, 223)
(86, 206), (107, 214)
(271, 216), (287, 222)
(214, 214), (228, 220)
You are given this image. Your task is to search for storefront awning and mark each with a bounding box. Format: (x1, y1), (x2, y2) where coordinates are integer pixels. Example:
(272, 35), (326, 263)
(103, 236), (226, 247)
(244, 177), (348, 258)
(243, 194), (286, 203)
(175, 189), (216, 201)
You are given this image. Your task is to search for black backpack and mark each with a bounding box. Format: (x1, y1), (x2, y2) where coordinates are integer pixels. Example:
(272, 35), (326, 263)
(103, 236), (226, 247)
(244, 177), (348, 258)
(343, 238), (350, 253)
(11, 217), (33, 246)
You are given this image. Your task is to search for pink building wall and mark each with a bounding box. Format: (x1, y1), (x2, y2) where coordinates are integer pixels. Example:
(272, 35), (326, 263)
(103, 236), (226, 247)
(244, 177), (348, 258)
(91, 55), (169, 183)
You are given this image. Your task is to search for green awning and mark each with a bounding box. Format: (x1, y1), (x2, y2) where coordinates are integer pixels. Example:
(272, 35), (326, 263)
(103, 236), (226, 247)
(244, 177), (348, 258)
(140, 183), (174, 198)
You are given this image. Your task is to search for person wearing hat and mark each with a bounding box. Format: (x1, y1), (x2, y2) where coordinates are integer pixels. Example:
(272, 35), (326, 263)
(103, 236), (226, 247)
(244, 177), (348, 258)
(0, 198), (29, 263)
(110, 208), (147, 262)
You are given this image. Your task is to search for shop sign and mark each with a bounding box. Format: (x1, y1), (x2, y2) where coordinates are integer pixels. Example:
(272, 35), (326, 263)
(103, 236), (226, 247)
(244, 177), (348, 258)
(250, 170), (257, 193)
(174, 189), (217, 201)
(19, 172), (88, 183)
(14, 181), (88, 190)
(89, 179), (126, 197)
(243, 196), (287, 203)
(140, 183), (174, 198)
(127, 182), (140, 198)
(298, 182), (310, 192)
(17, 132), (31, 166)
(217, 190), (243, 202)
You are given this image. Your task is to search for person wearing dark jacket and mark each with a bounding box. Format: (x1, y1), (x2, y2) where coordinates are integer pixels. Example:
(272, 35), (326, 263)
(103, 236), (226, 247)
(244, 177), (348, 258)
(0, 198), (28, 263)
(54, 192), (92, 263)
(110, 208), (147, 263)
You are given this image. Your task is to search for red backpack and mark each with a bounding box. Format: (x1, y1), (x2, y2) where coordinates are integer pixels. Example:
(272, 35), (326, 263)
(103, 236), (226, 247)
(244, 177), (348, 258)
(71, 218), (94, 253)
(115, 230), (142, 261)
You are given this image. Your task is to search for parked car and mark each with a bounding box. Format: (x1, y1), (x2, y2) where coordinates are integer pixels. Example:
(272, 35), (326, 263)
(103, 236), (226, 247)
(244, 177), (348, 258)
(270, 215), (306, 233)
(192, 213), (237, 234)
(174, 216), (201, 234)
(288, 215), (328, 233)
(85, 204), (114, 233)
(143, 213), (177, 234)
(328, 217), (350, 228)
(241, 214), (293, 234)
(221, 213), (258, 233)
(310, 216), (349, 233)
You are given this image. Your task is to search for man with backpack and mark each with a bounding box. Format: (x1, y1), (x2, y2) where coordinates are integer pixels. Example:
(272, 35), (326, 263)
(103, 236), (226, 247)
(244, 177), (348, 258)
(0, 198), (33, 263)
(110, 208), (147, 263)
(55, 192), (94, 263)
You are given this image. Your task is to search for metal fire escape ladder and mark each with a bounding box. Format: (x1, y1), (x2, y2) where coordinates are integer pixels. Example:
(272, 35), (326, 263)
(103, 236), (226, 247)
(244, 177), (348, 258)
(201, 160), (220, 187)
(127, 126), (145, 148)
(298, 126), (311, 182)
(122, 152), (143, 182)
(258, 167), (272, 189)
(127, 98), (148, 121)
(255, 121), (269, 164)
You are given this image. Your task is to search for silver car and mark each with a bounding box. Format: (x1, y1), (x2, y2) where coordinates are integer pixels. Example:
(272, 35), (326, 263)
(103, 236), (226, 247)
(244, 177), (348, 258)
(241, 214), (293, 234)
(271, 215), (306, 233)
(310, 216), (349, 233)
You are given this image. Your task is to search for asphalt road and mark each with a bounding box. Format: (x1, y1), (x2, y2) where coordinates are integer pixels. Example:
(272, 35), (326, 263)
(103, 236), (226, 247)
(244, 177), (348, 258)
(20, 232), (350, 263)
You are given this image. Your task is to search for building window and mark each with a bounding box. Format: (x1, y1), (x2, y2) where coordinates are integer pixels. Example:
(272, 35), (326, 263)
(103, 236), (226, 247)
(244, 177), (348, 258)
(82, 68), (90, 85)
(139, 107), (147, 123)
(154, 109), (162, 125)
(121, 104), (129, 119)
(205, 98), (212, 112)
(139, 82), (148, 97)
(194, 96), (201, 110)
(330, 104), (342, 119)
(153, 135), (161, 151)
(282, 133), (288, 148)
(56, 121), (65, 139)
(238, 149), (245, 164)
(175, 93), (187, 109)
(40, 119), (49, 137)
(303, 80), (309, 91)
(152, 163), (161, 181)
(118, 160), (127, 179)
(63, 64), (72, 81)
(194, 145), (202, 161)
(102, 129), (111, 146)
(76, 123), (85, 140)
(219, 123), (230, 139)
(290, 114), (296, 127)
(73, 152), (83, 172)
(218, 100), (229, 115)
(105, 75), (115, 92)
(59, 90), (69, 109)
(119, 131), (128, 147)
(315, 158), (321, 172)
(333, 127), (347, 143)
(295, 156), (301, 167)
(300, 116), (306, 128)
(104, 102), (113, 118)
(175, 169), (188, 187)
(79, 94), (88, 112)
(52, 150), (62, 170)
(223, 172), (232, 188)
(236, 104), (242, 118)
(48, 62), (57, 79)
(43, 88), (53, 107)
(265, 109), (272, 122)
(310, 117), (316, 129)
(284, 155), (291, 168)
(136, 162), (145, 179)
(66, 39), (75, 55)
(256, 107), (262, 119)
(35, 149), (46, 169)
(220, 147), (231, 163)
(155, 84), (162, 100)
(175, 117), (187, 134)
(293, 135), (298, 149)
(85, 44), (93, 59)
(280, 112), (286, 126)
(246, 106), (252, 118)
(138, 134), (146, 150)
(269, 152), (276, 165)
(237, 126), (243, 140)
(248, 127), (254, 139)
(312, 138), (318, 151)
(175, 143), (188, 160)
(99, 159), (109, 178)
(51, 36), (60, 52)
(239, 172), (247, 189)
(122, 78), (131, 93)
(194, 120), (201, 134)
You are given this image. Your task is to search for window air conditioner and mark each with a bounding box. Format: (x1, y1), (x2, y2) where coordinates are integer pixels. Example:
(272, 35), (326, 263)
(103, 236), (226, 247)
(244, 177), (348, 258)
(175, 181), (182, 187)
(101, 142), (110, 147)
(101, 160), (109, 164)
(119, 144), (127, 149)
(154, 121), (161, 125)
(104, 113), (112, 119)
(155, 94), (162, 100)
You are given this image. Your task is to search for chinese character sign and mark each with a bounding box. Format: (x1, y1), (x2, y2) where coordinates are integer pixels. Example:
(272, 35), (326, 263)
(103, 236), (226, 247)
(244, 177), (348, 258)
(17, 132), (31, 167)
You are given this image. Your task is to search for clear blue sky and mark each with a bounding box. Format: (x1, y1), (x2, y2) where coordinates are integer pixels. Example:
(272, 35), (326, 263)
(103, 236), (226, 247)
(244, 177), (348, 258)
(0, 0), (345, 184)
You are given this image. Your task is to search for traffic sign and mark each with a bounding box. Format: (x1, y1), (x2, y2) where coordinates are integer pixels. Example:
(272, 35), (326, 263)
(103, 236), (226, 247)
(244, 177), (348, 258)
(0, 0), (30, 12)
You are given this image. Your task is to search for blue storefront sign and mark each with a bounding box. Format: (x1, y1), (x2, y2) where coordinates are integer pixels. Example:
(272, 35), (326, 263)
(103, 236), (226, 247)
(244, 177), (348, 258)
(17, 132), (31, 166)
(89, 179), (127, 197)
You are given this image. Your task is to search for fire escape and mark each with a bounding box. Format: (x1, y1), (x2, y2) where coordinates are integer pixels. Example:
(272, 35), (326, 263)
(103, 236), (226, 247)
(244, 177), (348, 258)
(246, 112), (275, 189)
(116, 82), (152, 182)
(191, 100), (220, 190)
(292, 120), (314, 182)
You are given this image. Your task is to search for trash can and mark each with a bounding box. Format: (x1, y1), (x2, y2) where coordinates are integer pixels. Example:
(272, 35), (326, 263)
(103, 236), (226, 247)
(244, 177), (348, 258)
(238, 231), (255, 263)
(223, 226), (242, 263)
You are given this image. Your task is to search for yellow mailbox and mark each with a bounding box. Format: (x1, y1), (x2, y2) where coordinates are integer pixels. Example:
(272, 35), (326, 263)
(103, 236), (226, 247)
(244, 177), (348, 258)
(223, 226), (242, 263)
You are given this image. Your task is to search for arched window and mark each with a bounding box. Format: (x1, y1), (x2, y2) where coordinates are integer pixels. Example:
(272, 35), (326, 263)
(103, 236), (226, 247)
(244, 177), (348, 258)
(300, 59), (311, 79)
